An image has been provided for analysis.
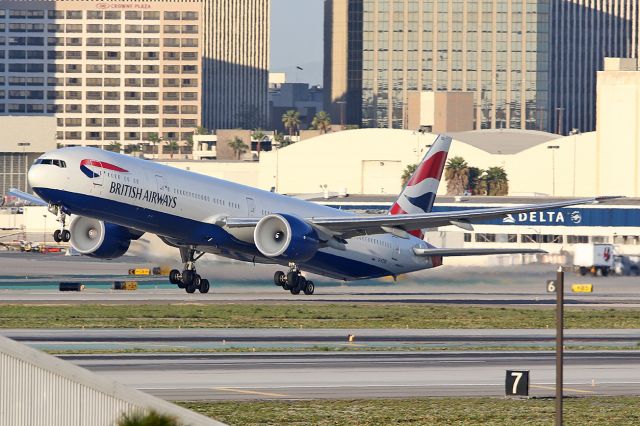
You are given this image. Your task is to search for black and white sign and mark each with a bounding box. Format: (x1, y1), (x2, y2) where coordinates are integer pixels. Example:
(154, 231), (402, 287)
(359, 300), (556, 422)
(505, 370), (529, 396)
(546, 280), (557, 293)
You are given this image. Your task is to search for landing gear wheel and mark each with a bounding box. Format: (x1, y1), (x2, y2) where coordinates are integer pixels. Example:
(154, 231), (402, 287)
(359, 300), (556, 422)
(185, 282), (196, 293)
(274, 271), (285, 286)
(62, 230), (71, 242)
(199, 279), (210, 293)
(53, 230), (62, 243)
(182, 270), (195, 286)
(290, 287), (301, 295)
(169, 269), (181, 285)
(303, 280), (315, 295)
(193, 274), (202, 288)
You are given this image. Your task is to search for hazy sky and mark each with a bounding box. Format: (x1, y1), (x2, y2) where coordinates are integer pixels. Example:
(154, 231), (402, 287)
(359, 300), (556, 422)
(271, 0), (324, 86)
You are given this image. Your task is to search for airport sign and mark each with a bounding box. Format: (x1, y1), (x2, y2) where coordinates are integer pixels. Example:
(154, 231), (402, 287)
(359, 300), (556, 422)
(572, 284), (593, 293)
(505, 370), (529, 397)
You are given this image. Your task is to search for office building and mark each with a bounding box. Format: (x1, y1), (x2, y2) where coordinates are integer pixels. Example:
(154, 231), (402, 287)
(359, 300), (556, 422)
(0, 0), (270, 148)
(325, 0), (639, 134)
(201, 0), (270, 131)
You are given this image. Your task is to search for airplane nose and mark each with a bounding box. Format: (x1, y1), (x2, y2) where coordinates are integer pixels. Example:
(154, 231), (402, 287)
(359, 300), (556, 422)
(27, 164), (47, 189)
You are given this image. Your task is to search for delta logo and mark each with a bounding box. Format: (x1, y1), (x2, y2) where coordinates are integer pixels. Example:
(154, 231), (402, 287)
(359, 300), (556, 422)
(80, 159), (129, 179)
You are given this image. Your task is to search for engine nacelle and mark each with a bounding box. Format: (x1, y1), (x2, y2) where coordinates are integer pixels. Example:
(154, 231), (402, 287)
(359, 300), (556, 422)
(69, 216), (136, 259)
(254, 214), (319, 262)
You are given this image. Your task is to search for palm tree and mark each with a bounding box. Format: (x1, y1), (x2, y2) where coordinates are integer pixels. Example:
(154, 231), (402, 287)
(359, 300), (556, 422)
(193, 126), (208, 135)
(146, 133), (162, 157)
(282, 110), (301, 137)
(228, 136), (249, 160)
(401, 164), (417, 187)
(106, 141), (121, 153)
(311, 111), (332, 134)
(166, 141), (179, 159)
(444, 156), (469, 196)
(485, 166), (509, 196)
(467, 166), (485, 195)
(251, 129), (267, 158)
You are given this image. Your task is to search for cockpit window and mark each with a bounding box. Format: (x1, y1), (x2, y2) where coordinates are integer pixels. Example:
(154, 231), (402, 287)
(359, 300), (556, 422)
(34, 159), (66, 168)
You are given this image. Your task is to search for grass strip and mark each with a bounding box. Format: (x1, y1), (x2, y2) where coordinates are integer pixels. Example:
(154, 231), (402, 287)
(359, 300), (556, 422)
(1, 304), (640, 329)
(179, 396), (640, 426)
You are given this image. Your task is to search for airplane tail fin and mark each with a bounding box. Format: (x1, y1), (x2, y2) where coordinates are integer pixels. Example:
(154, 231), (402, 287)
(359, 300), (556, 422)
(390, 134), (452, 216)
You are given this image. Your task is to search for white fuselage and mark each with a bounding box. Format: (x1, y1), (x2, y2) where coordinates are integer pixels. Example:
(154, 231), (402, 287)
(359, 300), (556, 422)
(28, 147), (437, 280)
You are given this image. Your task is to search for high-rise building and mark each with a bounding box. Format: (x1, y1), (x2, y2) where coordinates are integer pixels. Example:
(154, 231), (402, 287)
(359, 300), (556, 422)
(325, 0), (640, 134)
(0, 0), (269, 149)
(201, 0), (270, 131)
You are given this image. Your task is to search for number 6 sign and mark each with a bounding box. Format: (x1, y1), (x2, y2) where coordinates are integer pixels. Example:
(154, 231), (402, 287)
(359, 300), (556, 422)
(506, 370), (529, 396)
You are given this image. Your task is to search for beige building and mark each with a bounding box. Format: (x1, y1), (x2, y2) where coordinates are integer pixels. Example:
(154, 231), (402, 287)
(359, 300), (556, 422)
(407, 91), (474, 133)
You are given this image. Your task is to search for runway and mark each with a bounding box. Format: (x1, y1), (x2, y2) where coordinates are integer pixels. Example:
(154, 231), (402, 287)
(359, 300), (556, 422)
(57, 350), (640, 400)
(4, 328), (640, 352)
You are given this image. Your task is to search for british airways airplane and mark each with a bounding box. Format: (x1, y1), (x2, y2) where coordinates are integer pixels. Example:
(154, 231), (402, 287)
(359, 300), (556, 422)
(12, 135), (603, 295)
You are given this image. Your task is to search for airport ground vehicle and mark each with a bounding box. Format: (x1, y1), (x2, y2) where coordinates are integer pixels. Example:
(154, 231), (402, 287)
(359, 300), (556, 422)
(573, 243), (615, 276)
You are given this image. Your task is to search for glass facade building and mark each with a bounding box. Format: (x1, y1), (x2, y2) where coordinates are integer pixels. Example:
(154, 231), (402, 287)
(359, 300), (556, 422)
(325, 0), (640, 134)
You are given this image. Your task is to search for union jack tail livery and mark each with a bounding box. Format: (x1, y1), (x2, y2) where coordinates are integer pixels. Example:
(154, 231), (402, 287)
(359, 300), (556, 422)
(389, 135), (452, 240)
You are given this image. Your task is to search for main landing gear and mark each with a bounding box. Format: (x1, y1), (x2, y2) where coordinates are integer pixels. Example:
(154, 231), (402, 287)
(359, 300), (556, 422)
(274, 264), (315, 296)
(50, 205), (71, 243)
(169, 247), (211, 294)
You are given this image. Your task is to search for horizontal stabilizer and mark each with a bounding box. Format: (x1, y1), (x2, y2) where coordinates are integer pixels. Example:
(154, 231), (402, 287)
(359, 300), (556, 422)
(7, 188), (48, 206)
(413, 247), (546, 257)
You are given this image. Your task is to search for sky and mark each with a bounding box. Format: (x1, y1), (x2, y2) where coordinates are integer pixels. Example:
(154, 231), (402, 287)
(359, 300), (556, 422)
(271, 0), (324, 86)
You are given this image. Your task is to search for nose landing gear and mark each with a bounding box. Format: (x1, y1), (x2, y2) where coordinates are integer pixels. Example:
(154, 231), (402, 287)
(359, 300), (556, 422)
(50, 205), (71, 243)
(169, 247), (211, 294)
(274, 264), (314, 295)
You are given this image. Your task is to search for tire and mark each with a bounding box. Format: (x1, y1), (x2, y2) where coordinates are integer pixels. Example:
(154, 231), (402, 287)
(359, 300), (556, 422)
(303, 280), (315, 295)
(579, 267), (587, 276)
(601, 267), (609, 277)
(53, 230), (61, 243)
(199, 279), (210, 293)
(62, 230), (71, 242)
(169, 269), (181, 285)
(274, 271), (285, 286)
(185, 282), (196, 293)
(193, 274), (202, 288)
(182, 270), (195, 286)
(290, 287), (301, 295)
(287, 271), (298, 288)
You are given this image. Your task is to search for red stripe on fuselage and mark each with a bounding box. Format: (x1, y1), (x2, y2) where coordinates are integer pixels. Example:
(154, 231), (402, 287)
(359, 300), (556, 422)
(80, 159), (128, 173)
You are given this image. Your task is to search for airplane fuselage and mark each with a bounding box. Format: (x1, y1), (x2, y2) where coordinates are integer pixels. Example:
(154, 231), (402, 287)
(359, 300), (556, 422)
(29, 147), (437, 280)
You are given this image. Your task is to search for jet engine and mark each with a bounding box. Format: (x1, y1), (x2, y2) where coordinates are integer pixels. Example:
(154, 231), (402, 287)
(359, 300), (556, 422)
(69, 216), (140, 259)
(253, 214), (319, 262)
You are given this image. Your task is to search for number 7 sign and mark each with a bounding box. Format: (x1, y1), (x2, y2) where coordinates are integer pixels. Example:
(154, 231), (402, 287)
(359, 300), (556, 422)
(506, 370), (530, 396)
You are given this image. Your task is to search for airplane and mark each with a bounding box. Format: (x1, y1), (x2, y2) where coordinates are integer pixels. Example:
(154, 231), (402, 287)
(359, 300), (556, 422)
(11, 135), (609, 295)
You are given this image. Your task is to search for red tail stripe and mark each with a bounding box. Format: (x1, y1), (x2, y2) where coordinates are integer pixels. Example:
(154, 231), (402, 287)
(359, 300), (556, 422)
(407, 150), (448, 186)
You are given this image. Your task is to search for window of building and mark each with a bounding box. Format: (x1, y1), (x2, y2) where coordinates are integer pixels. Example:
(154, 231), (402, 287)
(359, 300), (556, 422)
(125, 118), (140, 127)
(182, 25), (198, 34)
(86, 51), (103, 60)
(47, 105), (63, 113)
(181, 105), (197, 114)
(125, 38), (141, 47)
(125, 132), (140, 140)
(66, 11), (83, 19)
(104, 65), (120, 73)
(66, 24), (82, 33)
(65, 118), (82, 126)
(125, 25), (142, 33)
(27, 104), (44, 113)
(48, 37), (64, 46)
(66, 64), (82, 73)
(87, 11), (103, 19)
(104, 78), (120, 87)
(86, 78), (102, 87)
(65, 91), (81, 100)
(105, 38), (121, 46)
(86, 118), (102, 126)
(86, 37), (102, 46)
(143, 38), (159, 47)
(104, 132), (120, 140)
(163, 105), (179, 114)
(125, 78), (141, 87)
(182, 92), (197, 101)
(104, 118), (120, 127)
(87, 24), (103, 33)
(66, 37), (82, 46)
(87, 105), (102, 114)
(47, 10), (64, 19)
(125, 11), (142, 20)
(181, 119), (197, 127)
(104, 105), (120, 113)
(182, 52), (198, 61)
(124, 91), (141, 100)
(65, 104), (82, 113)
(104, 24), (121, 33)
(143, 92), (158, 100)
(86, 132), (102, 141)
(142, 118), (158, 127)
(86, 91), (102, 100)
(164, 11), (180, 20)
(143, 65), (159, 73)
(182, 11), (198, 20)
(143, 78), (159, 87)
(144, 11), (160, 20)
(104, 92), (120, 100)
(163, 38), (180, 47)
(163, 92), (179, 101)
(143, 51), (158, 60)
(105, 51), (120, 60)
(163, 65), (180, 74)
(143, 25), (160, 33)
(125, 51), (141, 60)
(163, 79), (180, 88)
(47, 91), (63, 100)
(104, 11), (121, 19)
(182, 65), (197, 74)
(66, 51), (82, 59)
(182, 38), (198, 47)
(163, 119), (179, 127)
(143, 105), (158, 114)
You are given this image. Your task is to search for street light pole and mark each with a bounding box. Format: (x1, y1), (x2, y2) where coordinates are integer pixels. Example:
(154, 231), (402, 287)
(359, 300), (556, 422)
(547, 145), (560, 196)
(569, 128), (581, 196)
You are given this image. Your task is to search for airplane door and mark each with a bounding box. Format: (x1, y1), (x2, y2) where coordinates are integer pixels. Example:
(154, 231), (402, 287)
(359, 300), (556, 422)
(391, 237), (400, 261)
(246, 197), (256, 217)
(155, 174), (168, 192)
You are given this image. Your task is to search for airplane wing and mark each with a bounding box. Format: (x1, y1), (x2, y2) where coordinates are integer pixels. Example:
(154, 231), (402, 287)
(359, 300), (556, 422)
(226, 196), (617, 239)
(7, 188), (48, 206)
(413, 247), (546, 257)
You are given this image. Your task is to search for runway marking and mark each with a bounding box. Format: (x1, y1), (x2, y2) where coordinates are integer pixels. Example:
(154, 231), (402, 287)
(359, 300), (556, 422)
(212, 387), (289, 397)
(531, 385), (594, 394)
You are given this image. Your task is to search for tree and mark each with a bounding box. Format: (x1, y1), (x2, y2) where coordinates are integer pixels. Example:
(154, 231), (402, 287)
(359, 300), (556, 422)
(166, 141), (179, 159)
(228, 136), (249, 160)
(117, 410), (181, 426)
(193, 126), (209, 135)
(282, 110), (301, 137)
(401, 164), (417, 187)
(485, 166), (509, 196)
(106, 141), (121, 153)
(125, 144), (140, 155)
(146, 133), (162, 156)
(251, 129), (267, 158)
(445, 156), (469, 196)
(467, 166), (485, 195)
(311, 111), (332, 134)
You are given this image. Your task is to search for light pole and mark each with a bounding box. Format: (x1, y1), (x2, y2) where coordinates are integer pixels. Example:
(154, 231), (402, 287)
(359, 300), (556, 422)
(547, 145), (560, 196)
(555, 107), (565, 135)
(569, 128), (581, 196)
(336, 101), (346, 129)
(42, 214), (47, 254)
